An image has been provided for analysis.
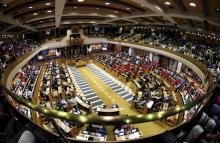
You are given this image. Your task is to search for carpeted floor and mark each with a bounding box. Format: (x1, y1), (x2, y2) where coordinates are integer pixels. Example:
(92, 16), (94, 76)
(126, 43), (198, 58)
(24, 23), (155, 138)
(74, 66), (170, 138)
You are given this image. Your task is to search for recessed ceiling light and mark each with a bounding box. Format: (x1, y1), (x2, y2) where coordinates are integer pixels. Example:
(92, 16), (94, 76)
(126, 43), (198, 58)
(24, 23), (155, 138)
(78, 0), (84, 2)
(64, 21), (70, 24)
(74, 6), (77, 9)
(164, 1), (171, 5)
(47, 10), (52, 13)
(126, 7), (130, 10)
(3, 4), (8, 7)
(105, 2), (110, 5)
(114, 11), (118, 13)
(45, 2), (51, 6)
(28, 6), (33, 9)
(33, 13), (38, 16)
(189, 2), (196, 7)
(108, 14), (116, 18)
(155, 5), (163, 12)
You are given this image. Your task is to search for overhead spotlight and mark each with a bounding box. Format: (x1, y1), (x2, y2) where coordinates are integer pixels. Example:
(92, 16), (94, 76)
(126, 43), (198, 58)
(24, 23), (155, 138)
(96, 7), (100, 10)
(105, 2), (110, 5)
(108, 14), (117, 18)
(47, 10), (52, 13)
(74, 6), (77, 9)
(155, 5), (163, 12)
(189, 2), (196, 7)
(28, 6), (33, 9)
(64, 21), (70, 24)
(33, 13), (38, 16)
(3, 4), (8, 7)
(45, 2), (51, 6)
(78, 0), (84, 2)
(114, 11), (118, 13)
(164, 1), (171, 5)
(126, 7), (130, 10)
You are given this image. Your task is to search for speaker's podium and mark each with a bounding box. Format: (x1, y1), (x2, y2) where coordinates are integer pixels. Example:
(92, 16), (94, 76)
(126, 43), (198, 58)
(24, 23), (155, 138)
(75, 60), (86, 67)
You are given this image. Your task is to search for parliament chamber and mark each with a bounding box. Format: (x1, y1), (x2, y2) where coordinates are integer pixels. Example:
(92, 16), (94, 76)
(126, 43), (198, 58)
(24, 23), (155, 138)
(0, 0), (220, 143)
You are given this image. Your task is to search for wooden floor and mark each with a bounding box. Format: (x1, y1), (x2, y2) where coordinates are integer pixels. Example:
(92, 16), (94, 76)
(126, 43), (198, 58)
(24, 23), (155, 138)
(77, 66), (170, 139)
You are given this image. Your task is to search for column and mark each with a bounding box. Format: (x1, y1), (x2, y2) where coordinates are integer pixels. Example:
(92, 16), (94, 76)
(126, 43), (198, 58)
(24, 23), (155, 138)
(128, 47), (134, 56)
(176, 62), (182, 73)
(149, 52), (153, 62)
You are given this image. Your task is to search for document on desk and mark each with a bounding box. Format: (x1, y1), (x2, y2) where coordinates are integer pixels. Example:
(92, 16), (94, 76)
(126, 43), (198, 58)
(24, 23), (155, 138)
(46, 87), (50, 95)
(146, 100), (154, 109)
(54, 119), (71, 133)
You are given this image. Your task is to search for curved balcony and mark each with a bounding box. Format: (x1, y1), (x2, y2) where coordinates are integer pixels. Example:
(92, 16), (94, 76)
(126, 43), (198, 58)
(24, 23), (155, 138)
(0, 32), (215, 142)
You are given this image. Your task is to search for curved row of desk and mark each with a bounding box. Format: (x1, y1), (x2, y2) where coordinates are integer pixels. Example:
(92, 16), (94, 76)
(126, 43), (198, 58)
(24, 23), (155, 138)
(0, 37), (214, 142)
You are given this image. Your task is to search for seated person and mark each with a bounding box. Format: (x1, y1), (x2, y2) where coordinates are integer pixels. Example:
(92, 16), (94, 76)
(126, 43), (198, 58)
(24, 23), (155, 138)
(86, 124), (96, 133)
(66, 86), (73, 96)
(114, 127), (125, 135)
(98, 127), (106, 136)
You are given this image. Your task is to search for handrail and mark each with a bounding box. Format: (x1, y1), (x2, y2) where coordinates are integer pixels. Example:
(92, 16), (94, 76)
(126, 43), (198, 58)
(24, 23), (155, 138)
(0, 84), (214, 125)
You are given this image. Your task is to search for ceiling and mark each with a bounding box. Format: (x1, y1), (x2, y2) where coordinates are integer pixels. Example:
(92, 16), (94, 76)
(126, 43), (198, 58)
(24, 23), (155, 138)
(0, 0), (219, 34)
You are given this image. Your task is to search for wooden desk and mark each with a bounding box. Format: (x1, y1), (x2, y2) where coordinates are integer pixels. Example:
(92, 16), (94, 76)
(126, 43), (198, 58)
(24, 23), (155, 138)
(75, 60), (86, 67)
(97, 106), (120, 116)
(54, 118), (72, 133)
(130, 80), (140, 94)
(111, 69), (119, 77)
(75, 96), (91, 110)
(52, 90), (58, 100)
(172, 91), (177, 103)
(115, 131), (143, 141)
(119, 73), (128, 83)
(76, 133), (106, 141)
